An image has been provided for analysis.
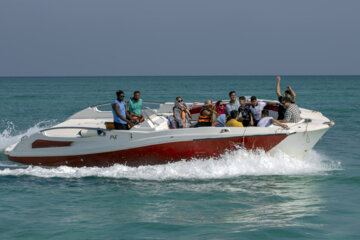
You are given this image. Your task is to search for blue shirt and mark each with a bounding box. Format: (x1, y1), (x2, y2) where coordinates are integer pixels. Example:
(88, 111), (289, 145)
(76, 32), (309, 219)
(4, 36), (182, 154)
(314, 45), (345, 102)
(215, 114), (226, 127)
(112, 100), (127, 124)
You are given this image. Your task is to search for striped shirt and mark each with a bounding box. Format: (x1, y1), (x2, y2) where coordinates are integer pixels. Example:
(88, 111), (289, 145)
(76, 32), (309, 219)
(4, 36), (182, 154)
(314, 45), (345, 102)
(284, 104), (301, 123)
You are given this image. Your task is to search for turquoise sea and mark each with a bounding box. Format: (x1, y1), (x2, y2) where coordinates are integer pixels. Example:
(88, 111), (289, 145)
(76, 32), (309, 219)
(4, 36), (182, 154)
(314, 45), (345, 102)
(0, 76), (359, 239)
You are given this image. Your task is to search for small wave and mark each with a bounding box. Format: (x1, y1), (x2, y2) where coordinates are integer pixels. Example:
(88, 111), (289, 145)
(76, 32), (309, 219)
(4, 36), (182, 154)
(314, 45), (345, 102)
(0, 149), (341, 180)
(0, 120), (56, 151)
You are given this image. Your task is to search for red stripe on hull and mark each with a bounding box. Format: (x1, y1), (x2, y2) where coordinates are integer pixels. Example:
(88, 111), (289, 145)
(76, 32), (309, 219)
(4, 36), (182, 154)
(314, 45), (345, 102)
(7, 134), (287, 167)
(32, 140), (73, 148)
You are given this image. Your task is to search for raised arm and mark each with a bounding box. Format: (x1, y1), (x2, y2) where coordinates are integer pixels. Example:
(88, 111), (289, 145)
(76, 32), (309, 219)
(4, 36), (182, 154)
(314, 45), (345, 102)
(276, 76), (282, 97)
(287, 86), (296, 102)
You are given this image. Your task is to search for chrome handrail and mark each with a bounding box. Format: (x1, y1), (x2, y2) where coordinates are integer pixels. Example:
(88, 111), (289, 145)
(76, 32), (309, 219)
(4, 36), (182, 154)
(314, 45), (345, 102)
(40, 126), (106, 132)
(91, 101), (166, 108)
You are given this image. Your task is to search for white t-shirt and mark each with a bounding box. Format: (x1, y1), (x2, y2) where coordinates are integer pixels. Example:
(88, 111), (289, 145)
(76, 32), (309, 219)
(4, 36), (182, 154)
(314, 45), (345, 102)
(250, 102), (267, 121)
(257, 117), (273, 127)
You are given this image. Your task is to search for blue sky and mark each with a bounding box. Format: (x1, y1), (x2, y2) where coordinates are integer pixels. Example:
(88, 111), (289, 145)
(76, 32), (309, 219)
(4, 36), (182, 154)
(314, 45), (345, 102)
(1, 0), (359, 76)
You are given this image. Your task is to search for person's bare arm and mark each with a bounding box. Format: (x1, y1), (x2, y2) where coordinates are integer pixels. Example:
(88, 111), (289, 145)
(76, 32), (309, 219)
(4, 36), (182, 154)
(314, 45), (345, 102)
(266, 102), (280, 106)
(276, 76), (282, 97)
(112, 103), (134, 126)
(287, 86), (296, 102)
(271, 118), (288, 128)
(212, 121), (221, 127)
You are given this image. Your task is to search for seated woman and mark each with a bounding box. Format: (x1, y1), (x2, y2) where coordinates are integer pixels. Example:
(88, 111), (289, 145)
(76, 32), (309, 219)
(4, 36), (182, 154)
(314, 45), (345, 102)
(195, 100), (213, 127)
(212, 114), (227, 127)
(213, 100), (226, 118)
(173, 96), (192, 128)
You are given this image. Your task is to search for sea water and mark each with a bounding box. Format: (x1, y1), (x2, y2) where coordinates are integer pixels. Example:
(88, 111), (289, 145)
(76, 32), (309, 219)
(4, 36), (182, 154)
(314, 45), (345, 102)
(0, 76), (359, 239)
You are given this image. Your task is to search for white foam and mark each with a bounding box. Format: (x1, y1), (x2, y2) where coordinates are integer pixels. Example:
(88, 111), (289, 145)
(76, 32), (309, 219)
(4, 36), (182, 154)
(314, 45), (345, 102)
(0, 149), (341, 180)
(0, 120), (56, 151)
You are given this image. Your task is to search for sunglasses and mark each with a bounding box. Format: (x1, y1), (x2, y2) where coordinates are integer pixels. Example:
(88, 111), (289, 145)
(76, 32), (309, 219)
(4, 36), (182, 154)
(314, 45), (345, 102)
(219, 104), (224, 106)
(178, 99), (183, 102)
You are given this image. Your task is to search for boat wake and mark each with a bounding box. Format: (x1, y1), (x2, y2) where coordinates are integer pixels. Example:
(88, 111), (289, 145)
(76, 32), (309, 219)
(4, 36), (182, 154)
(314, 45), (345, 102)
(0, 149), (341, 180)
(0, 120), (56, 151)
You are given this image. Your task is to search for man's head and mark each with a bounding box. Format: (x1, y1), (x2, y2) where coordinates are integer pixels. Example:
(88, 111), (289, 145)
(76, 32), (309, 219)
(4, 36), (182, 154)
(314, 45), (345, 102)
(282, 97), (292, 108)
(230, 110), (239, 120)
(133, 91), (140, 100)
(116, 90), (125, 101)
(250, 96), (258, 107)
(284, 90), (292, 98)
(204, 99), (212, 105)
(239, 96), (246, 106)
(261, 109), (269, 118)
(229, 91), (237, 102)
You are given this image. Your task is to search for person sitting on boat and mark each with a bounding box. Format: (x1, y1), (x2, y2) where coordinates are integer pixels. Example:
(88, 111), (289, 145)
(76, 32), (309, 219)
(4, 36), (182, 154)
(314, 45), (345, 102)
(257, 110), (288, 128)
(249, 96), (278, 126)
(213, 100), (226, 118)
(195, 100), (213, 127)
(173, 96), (192, 128)
(276, 76), (296, 120)
(226, 91), (240, 116)
(278, 97), (301, 123)
(226, 110), (244, 127)
(238, 96), (254, 127)
(112, 90), (134, 130)
(127, 90), (144, 123)
(212, 114), (227, 127)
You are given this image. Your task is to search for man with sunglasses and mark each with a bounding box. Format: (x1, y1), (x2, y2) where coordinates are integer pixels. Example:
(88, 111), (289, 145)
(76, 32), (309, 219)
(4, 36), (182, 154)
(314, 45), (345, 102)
(112, 90), (134, 130)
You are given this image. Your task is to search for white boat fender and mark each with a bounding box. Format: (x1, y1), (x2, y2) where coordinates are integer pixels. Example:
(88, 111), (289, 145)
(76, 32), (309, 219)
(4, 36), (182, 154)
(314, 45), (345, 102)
(78, 129), (105, 137)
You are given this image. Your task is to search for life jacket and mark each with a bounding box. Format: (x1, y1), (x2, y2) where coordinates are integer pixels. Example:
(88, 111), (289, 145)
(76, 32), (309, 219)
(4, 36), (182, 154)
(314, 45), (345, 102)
(173, 106), (191, 122)
(197, 109), (212, 123)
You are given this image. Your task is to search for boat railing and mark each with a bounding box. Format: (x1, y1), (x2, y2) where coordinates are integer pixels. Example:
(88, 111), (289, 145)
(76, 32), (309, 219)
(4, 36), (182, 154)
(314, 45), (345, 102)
(91, 101), (166, 109)
(40, 126), (106, 133)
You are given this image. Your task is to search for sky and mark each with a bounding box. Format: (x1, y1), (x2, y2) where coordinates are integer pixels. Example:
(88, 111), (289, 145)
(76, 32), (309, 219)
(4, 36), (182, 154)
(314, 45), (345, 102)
(1, 0), (359, 76)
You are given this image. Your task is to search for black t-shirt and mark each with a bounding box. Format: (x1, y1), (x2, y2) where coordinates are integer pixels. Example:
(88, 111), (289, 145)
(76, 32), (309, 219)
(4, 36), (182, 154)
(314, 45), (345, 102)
(238, 105), (251, 121)
(278, 96), (295, 120)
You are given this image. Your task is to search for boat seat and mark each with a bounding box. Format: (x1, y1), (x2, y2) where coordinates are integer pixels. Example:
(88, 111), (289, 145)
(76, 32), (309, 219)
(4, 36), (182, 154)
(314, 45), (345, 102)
(105, 122), (115, 130)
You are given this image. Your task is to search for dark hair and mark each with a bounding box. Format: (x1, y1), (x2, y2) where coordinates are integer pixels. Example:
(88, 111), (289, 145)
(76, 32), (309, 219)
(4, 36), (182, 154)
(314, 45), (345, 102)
(229, 91), (236, 97)
(251, 96), (257, 101)
(176, 96), (182, 101)
(116, 90), (124, 96)
(230, 110), (239, 119)
(134, 90), (140, 95)
(239, 96), (246, 101)
(262, 110), (269, 116)
(282, 97), (292, 103)
(284, 90), (291, 95)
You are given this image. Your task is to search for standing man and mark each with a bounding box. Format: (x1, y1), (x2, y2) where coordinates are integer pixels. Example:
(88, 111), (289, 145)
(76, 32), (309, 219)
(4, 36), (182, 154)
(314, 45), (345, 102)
(276, 76), (296, 120)
(226, 91), (240, 116)
(127, 90), (143, 122)
(112, 90), (134, 130)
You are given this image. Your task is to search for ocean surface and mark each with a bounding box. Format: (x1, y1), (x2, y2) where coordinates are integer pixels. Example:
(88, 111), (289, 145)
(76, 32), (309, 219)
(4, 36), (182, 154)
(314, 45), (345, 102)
(0, 76), (359, 239)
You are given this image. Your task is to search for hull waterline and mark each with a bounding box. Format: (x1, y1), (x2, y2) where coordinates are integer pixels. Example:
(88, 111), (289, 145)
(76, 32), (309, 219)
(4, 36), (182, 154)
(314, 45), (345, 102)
(7, 134), (288, 167)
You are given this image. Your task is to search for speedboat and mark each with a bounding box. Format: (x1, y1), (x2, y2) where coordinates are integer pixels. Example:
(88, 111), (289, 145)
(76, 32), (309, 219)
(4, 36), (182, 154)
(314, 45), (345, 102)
(5, 99), (334, 167)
